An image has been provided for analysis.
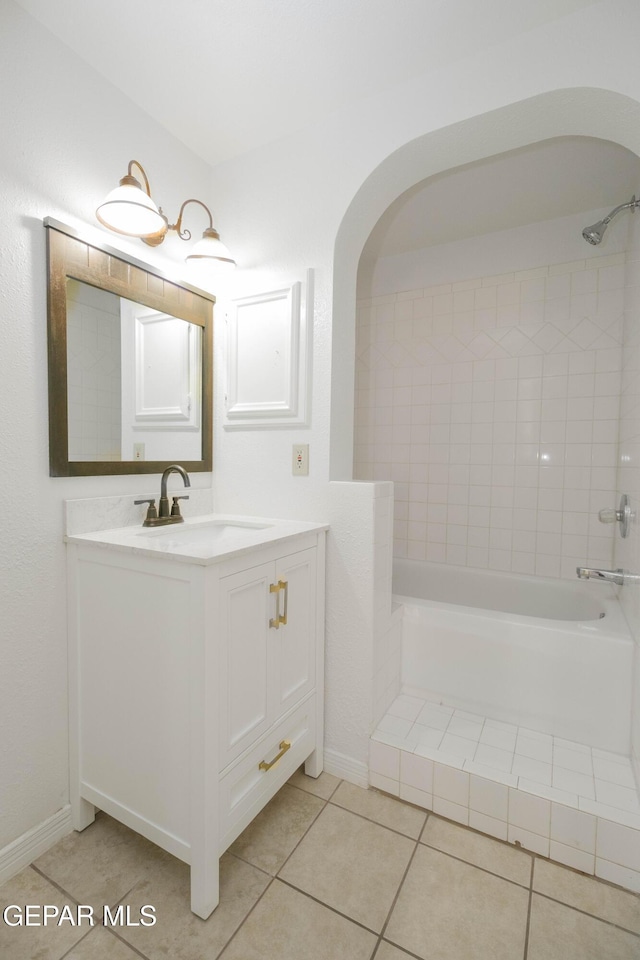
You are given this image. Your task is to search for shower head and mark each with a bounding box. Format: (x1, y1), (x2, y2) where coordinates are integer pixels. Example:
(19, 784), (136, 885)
(582, 219), (610, 245)
(582, 195), (640, 245)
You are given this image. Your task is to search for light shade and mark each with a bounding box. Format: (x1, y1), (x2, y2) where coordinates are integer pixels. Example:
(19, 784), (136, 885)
(96, 176), (167, 238)
(185, 227), (236, 270)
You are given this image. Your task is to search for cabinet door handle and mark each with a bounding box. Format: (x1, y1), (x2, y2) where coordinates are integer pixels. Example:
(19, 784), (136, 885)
(269, 579), (288, 629)
(258, 739), (291, 771)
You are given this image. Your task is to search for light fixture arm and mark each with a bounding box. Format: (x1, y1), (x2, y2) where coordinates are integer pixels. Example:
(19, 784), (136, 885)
(125, 160), (153, 197)
(171, 198), (217, 242)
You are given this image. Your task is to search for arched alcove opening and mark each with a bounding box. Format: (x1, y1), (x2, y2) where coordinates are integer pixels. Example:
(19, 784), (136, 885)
(330, 87), (640, 479)
(328, 87), (640, 845)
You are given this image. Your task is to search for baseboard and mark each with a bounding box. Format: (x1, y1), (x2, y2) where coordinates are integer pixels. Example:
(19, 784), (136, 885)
(0, 806), (73, 886)
(324, 749), (369, 788)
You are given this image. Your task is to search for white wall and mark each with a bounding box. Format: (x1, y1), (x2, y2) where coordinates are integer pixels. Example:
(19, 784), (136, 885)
(355, 210), (632, 578)
(5, 0), (640, 862)
(0, 1), (214, 854)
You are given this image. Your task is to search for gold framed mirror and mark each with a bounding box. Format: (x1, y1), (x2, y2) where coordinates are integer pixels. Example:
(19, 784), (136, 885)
(45, 218), (213, 476)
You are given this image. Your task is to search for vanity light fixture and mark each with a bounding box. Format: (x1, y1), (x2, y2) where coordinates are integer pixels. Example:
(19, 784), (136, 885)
(96, 160), (236, 271)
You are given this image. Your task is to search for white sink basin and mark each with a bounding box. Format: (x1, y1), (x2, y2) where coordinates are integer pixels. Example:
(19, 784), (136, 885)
(66, 513), (327, 564)
(136, 519), (272, 549)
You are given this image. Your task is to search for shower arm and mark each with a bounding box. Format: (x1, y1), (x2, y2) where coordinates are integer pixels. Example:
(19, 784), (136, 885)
(601, 196), (640, 225)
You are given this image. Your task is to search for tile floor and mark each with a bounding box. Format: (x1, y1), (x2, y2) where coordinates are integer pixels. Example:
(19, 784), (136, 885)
(376, 693), (640, 819)
(2, 769), (640, 960)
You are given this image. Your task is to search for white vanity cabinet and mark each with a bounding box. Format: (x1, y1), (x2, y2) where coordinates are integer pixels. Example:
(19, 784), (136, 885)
(66, 522), (326, 919)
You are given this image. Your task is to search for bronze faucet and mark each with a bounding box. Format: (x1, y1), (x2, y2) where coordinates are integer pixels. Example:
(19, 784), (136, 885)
(135, 464), (191, 527)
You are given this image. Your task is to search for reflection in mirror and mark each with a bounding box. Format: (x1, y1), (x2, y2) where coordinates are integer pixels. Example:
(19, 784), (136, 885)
(45, 218), (213, 476)
(66, 281), (202, 462)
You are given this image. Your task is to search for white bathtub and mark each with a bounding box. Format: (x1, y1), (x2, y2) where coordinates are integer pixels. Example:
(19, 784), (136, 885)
(394, 559), (634, 754)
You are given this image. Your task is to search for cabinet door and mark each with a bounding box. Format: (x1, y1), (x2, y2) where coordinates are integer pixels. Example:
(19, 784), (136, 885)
(218, 560), (274, 768)
(272, 547), (317, 718)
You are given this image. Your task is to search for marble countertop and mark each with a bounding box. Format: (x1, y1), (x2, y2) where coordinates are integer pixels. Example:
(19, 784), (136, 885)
(65, 513), (328, 565)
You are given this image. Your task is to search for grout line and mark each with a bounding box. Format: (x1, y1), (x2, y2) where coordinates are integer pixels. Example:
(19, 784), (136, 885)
(327, 796), (427, 843)
(224, 776), (333, 881)
(522, 854), (535, 960)
(56, 925), (95, 960)
(417, 837), (532, 891)
(30, 864), (84, 906)
(378, 839), (421, 942)
(275, 875), (384, 938)
(531, 889), (640, 938)
(286, 773), (342, 803)
(225, 849), (277, 880)
(209, 877), (276, 960)
(377, 938), (427, 960)
(105, 926), (156, 960)
(274, 789), (333, 876)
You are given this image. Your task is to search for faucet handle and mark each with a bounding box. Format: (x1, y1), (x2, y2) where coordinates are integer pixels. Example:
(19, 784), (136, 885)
(170, 495), (189, 519)
(134, 498), (158, 522)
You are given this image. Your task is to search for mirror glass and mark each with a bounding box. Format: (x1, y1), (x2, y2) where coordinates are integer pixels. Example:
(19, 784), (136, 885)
(45, 219), (213, 476)
(66, 280), (202, 463)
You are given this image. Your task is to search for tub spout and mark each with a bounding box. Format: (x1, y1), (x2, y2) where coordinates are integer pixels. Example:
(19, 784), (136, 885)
(576, 567), (640, 586)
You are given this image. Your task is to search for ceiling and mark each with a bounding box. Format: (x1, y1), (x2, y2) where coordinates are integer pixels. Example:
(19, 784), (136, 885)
(15, 0), (600, 168)
(16, 1), (638, 259)
(361, 137), (640, 261)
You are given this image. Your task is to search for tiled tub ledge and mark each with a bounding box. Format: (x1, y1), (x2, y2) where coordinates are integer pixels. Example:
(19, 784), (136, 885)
(370, 693), (640, 893)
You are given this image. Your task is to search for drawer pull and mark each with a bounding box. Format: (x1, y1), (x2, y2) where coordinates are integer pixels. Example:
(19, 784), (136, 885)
(258, 739), (291, 772)
(269, 579), (288, 629)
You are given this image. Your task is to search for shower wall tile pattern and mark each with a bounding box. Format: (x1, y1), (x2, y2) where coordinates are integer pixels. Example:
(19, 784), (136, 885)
(354, 253), (626, 578)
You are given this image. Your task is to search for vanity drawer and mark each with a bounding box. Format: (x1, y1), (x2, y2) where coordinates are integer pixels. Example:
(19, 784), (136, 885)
(218, 697), (316, 853)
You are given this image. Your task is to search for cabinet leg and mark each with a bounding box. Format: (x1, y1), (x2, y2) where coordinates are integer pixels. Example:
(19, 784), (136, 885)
(304, 748), (323, 779)
(72, 798), (96, 832)
(190, 857), (219, 920)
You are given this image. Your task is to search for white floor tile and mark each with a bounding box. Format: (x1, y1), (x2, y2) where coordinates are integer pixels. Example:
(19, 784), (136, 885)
(595, 781), (640, 814)
(474, 743), (514, 772)
(592, 747), (630, 764)
(518, 727), (552, 744)
(515, 735), (553, 764)
(446, 716), (484, 741)
(484, 718), (519, 736)
(554, 736), (591, 754)
(512, 756), (552, 785)
(479, 725), (517, 751)
(518, 779), (578, 807)
(553, 745), (594, 775)
(415, 705), (452, 730)
(464, 760), (518, 788)
(552, 767), (595, 799)
(388, 695), (426, 722)
(439, 733), (477, 760)
(412, 724), (445, 751)
(592, 757), (637, 788)
(377, 714), (414, 738)
(452, 708), (486, 724)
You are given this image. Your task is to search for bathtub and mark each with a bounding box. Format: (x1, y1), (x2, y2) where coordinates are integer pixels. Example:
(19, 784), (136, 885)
(394, 559), (634, 754)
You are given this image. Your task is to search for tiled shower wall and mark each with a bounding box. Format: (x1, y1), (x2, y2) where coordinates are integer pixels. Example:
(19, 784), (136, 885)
(354, 252), (625, 579)
(616, 215), (640, 788)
